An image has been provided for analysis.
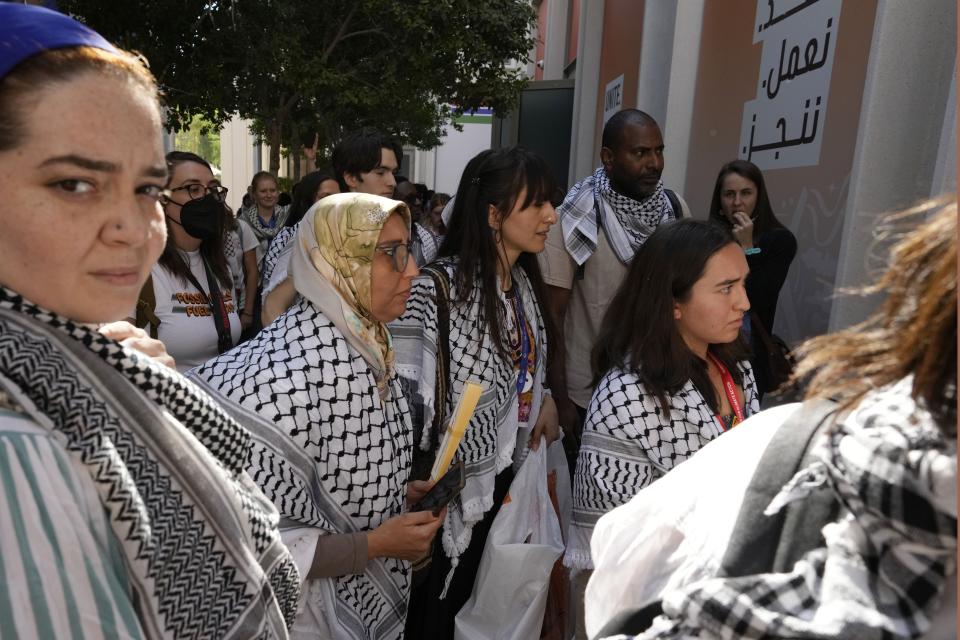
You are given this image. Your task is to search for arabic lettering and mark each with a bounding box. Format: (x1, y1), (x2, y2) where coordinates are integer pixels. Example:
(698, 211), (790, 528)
(743, 97), (822, 160)
(763, 18), (834, 99)
(758, 0), (821, 33)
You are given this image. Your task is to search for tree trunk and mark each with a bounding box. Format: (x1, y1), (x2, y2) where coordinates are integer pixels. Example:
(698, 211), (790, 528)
(267, 119), (282, 175)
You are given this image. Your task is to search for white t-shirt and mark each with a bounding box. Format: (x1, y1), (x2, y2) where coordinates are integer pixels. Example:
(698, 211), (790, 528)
(224, 219), (259, 310)
(136, 251), (241, 373)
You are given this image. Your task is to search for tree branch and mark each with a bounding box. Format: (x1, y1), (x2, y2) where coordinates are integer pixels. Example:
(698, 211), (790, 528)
(320, 3), (358, 65)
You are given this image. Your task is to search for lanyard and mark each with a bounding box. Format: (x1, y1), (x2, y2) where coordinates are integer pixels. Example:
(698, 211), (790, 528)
(182, 255), (234, 355)
(707, 352), (744, 430)
(508, 289), (531, 396)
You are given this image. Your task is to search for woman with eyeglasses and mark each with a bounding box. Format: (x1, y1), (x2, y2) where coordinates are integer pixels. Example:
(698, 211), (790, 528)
(190, 193), (442, 639)
(128, 151), (240, 372)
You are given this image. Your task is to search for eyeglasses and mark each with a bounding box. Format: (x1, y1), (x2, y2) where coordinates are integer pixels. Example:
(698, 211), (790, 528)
(376, 242), (413, 272)
(169, 183), (229, 202)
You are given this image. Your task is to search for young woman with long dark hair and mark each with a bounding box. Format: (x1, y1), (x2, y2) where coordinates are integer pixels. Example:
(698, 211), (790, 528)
(566, 219), (759, 573)
(392, 147), (562, 638)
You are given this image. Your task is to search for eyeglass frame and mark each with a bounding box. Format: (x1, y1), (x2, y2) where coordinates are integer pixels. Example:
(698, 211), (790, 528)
(375, 241), (414, 272)
(167, 183), (229, 202)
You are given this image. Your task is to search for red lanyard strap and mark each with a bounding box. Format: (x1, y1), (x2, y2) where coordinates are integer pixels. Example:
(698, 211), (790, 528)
(707, 353), (745, 428)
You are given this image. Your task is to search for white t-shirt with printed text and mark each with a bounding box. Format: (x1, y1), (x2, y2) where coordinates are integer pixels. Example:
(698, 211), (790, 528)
(136, 250), (241, 373)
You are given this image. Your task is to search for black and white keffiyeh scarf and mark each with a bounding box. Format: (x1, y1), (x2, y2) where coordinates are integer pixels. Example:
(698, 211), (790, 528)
(390, 258), (550, 592)
(625, 377), (957, 640)
(241, 202), (292, 244)
(567, 363), (759, 571)
(190, 297), (414, 639)
(411, 221), (441, 267)
(260, 224), (297, 289)
(560, 166), (675, 265)
(0, 288), (300, 639)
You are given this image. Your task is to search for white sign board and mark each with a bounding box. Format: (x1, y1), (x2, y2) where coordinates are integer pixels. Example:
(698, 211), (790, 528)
(739, 0), (842, 170)
(603, 74), (625, 124)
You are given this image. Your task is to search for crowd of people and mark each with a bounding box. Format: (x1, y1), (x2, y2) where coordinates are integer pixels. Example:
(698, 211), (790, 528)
(0, 5), (954, 640)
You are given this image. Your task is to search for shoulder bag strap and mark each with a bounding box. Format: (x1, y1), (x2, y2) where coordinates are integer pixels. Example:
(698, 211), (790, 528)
(135, 274), (161, 340)
(421, 265), (451, 441)
(664, 188), (682, 219)
(719, 399), (841, 577)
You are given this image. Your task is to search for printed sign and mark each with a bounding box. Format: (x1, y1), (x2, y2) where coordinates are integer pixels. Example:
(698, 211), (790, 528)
(603, 74), (625, 124)
(739, 0), (842, 169)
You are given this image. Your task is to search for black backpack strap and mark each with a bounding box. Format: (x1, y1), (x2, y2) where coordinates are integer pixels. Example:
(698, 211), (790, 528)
(664, 188), (683, 219)
(594, 601), (664, 638)
(135, 274), (161, 340)
(720, 399), (841, 576)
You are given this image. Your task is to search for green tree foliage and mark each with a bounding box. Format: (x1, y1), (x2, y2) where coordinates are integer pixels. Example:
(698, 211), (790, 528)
(61, 0), (535, 173)
(172, 115), (221, 171)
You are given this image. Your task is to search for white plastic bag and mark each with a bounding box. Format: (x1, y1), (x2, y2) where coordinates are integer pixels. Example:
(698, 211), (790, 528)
(455, 439), (565, 640)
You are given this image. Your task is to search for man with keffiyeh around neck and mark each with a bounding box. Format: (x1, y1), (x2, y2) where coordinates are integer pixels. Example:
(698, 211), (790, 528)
(539, 109), (690, 466)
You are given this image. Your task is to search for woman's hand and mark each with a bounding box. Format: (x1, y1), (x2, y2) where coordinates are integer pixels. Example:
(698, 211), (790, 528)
(367, 510), (444, 562)
(405, 479), (435, 508)
(731, 212), (754, 249)
(101, 322), (176, 369)
(529, 394), (561, 450)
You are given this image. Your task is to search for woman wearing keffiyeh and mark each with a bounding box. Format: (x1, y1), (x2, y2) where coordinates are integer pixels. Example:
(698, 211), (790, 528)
(588, 198), (957, 640)
(191, 193), (442, 640)
(0, 5), (299, 638)
(392, 147), (563, 638)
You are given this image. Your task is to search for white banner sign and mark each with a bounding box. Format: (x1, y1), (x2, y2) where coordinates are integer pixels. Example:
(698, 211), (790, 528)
(603, 74), (625, 125)
(739, 0), (842, 170)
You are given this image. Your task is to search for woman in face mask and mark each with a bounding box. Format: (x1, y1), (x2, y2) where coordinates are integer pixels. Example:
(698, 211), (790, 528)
(128, 151), (241, 372)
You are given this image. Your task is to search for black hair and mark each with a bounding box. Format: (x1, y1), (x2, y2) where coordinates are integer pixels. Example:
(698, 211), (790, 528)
(601, 108), (659, 151)
(286, 168), (338, 228)
(331, 127), (402, 192)
(159, 151), (232, 289)
(440, 147), (558, 360)
(708, 159), (785, 236)
(592, 219), (748, 414)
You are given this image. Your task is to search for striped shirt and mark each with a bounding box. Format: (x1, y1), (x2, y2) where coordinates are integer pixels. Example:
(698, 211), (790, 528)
(0, 409), (145, 639)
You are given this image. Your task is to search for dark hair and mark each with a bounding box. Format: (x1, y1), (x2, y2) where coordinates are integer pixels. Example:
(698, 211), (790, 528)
(793, 197), (957, 433)
(440, 147), (558, 359)
(601, 108), (659, 151)
(331, 127), (402, 192)
(708, 159), (785, 236)
(592, 219), (748, 414)
(159, 151), (232, 289)
(0, 46), (158, 152)
(287, 169), (337, 228)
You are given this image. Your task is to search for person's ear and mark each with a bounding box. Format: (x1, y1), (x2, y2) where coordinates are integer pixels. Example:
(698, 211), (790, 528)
(673, 301), (682, 320)
(344, 171), (361, 191)
(600, 146), (614, 171)
(487, 203), (501, 231)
